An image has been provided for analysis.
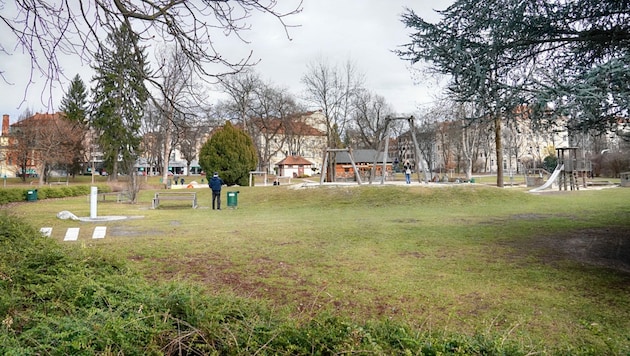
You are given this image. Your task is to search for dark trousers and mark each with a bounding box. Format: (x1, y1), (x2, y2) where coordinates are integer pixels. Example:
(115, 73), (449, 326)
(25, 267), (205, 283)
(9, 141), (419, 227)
(212, 190), (221, 209)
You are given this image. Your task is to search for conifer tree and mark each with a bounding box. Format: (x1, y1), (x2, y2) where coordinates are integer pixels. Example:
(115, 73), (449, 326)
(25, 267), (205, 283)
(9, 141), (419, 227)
(398, 0), (629, 134)
(91, 24), (149, 179)
(199, 121), (257, 186)
(59, 74), (89, 176)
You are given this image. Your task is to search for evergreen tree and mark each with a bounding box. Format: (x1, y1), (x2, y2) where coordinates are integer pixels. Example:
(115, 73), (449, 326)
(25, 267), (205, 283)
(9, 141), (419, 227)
(397, 0), (630, 185)
(199, 121), (257, 186)
(60, 74), (89, 124)
(398, 0), (629, 133)
(59, 74), (90, 176)
(91, 24), (149, 179)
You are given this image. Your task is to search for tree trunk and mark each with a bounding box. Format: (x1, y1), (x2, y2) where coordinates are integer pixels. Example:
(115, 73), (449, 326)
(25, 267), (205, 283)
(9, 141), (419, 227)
(494, 115), (504, 187)
(161, 108), (174, 187)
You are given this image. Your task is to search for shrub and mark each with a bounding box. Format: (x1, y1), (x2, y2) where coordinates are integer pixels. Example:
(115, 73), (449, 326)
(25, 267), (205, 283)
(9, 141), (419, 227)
(0, 185), (101, 205)
(0, 189), (25, 205)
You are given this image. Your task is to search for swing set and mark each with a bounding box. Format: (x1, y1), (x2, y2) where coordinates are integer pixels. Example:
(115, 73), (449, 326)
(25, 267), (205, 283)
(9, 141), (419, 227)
(317, 116), (428, 185)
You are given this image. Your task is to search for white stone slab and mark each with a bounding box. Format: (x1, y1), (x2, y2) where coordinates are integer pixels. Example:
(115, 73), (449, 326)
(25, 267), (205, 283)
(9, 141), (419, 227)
(63, 228), (80, 241)
(92, 226), (106, 239)
(40, 227), (53, 237)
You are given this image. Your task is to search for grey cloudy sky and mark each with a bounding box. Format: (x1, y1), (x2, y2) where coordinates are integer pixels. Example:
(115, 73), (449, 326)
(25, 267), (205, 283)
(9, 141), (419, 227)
(0, 0), (451, 123)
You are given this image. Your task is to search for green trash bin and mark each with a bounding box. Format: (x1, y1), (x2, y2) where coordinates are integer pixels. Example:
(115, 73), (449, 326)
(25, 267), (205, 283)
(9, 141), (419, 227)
(469, 178), (475, 183)
(26, 189), (38, 202)
(227, 191), (239, 208)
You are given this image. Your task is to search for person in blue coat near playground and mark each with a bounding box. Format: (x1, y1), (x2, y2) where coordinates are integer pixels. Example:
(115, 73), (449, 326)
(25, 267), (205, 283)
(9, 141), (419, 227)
(209, 172), (224, 210)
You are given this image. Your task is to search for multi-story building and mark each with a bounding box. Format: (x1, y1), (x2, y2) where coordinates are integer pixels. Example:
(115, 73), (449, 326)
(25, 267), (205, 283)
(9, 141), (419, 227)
(1, 112), (90, 178)
(0, 115), (13, 177)
(248, 110), (327, 176)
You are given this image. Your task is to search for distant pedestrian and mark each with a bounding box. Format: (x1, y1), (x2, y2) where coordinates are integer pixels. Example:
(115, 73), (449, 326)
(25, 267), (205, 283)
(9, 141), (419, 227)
(405, 167), (411, 184)
(209, 172), (224, 210)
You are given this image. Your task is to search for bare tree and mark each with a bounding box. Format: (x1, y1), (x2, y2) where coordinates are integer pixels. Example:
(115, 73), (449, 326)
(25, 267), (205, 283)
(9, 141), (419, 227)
(414, 120), (439, 180)
(178, 115), (209, 177)
(217, 70), (264, 134)
(10, 109), (37, 182)
(139, 103), (164, 176)
(218, 71), (303, 173)
(349, 89), (393, 150)
(444, 102), (487, 181)
(2, 1), (302, 107)
(11, 112), (83, 184)
(249, 82), (300, 173)
(151, 47), (208, 184)
(301, 58), (364, 181)
(301, 58), (364, 148)
(502, 120), (526, 176)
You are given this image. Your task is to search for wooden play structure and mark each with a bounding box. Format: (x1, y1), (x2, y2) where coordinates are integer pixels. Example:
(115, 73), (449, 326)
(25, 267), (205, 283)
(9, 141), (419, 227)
(556, 147), (580, 191)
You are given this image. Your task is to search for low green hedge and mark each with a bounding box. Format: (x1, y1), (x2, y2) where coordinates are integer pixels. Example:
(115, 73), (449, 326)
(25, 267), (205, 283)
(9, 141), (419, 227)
(0, 185), (109, 205)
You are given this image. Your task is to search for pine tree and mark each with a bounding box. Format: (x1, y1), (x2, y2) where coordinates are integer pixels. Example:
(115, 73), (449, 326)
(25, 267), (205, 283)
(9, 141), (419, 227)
(60, 74), (89, 124)
(59, 74), (89, 176)
(91, 24), (149, 179)
(199, 121), (258, 186)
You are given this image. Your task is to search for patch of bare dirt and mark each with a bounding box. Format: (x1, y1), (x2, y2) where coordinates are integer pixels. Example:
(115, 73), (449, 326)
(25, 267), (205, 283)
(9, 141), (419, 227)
(511, 226), (630, 274)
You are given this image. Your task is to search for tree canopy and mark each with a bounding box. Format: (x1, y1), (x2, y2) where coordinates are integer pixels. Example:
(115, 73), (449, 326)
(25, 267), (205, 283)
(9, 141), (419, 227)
(398, 0), (629, 133)
(1, 0), (302, 105)
(199, 121), (257, 186)
(91, 24), (149, 179)
(58, 74), (90, 176)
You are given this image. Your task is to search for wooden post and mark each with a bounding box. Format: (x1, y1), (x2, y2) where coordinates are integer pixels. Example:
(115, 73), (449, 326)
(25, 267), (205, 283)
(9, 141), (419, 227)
(320, 148), (362, 185)
(320, 149), (329, 185)
(380, 120), (390, 185)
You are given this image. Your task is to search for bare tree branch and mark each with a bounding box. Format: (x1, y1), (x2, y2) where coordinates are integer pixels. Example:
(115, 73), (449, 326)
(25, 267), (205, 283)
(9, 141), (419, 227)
(1, 0), (302, 106)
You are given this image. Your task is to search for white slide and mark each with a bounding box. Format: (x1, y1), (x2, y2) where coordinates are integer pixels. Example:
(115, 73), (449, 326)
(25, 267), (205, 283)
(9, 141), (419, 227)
(529, 164), (564, 192)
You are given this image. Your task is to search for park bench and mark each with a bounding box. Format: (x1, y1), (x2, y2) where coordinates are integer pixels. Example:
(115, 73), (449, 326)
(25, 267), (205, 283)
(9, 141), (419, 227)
(87, 190), (131, 203)
(152, 192), (197, 209)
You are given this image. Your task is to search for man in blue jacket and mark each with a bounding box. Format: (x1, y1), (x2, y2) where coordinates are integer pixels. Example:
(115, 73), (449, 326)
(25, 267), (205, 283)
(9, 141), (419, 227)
(209, 172), (224, 210)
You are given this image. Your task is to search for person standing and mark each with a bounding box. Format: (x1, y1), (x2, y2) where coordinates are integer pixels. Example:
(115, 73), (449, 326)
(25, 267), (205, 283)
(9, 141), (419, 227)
(405, 166), (412, 184)
(209, 172), (224, 210)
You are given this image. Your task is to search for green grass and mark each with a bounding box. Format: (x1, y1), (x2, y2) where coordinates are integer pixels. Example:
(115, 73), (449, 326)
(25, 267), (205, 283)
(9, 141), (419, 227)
(4, 183), (630, 353)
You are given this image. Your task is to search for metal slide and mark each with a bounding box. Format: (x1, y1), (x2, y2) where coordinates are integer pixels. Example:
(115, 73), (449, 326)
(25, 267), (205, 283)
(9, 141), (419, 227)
(529, 164), (564, 192)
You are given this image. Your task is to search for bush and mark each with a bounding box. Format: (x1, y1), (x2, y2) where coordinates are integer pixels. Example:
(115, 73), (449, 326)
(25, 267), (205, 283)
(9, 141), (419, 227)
(0, 189), (25, 205)
(0, 185), (102, 205)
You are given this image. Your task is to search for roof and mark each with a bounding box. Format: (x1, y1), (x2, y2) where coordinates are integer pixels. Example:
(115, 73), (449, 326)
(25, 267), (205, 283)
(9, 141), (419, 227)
(276, 155), (314, 166)
(11, 112), (64, 128)
(335, 149), (391, 164)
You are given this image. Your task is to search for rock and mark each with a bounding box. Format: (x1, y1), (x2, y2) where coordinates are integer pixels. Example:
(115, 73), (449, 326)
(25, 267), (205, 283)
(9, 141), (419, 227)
(57, 210), (79, 220)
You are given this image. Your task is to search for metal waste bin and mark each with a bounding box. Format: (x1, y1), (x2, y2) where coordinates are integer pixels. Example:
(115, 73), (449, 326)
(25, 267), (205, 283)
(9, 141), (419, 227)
(27, 189), (38, 202)
(227, 191), (239, 208)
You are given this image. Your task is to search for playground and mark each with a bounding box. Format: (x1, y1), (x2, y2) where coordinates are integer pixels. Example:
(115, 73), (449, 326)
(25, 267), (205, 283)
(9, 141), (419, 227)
(2, 177), (630, 353)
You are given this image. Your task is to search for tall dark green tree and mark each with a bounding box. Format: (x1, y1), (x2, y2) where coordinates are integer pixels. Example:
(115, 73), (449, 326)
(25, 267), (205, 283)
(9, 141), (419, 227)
(59, 74), (89, 176)
(60, 74), (89, 124)
(91, 24), (149, 180)
(199, 121), (257, 186)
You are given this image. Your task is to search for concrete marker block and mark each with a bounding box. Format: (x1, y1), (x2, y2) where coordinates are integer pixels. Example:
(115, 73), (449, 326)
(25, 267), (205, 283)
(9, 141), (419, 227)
(64, 227), (80, 241)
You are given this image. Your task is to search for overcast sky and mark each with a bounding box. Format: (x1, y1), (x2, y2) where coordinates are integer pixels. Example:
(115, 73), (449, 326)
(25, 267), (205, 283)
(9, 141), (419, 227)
(0, 0), (451, 123)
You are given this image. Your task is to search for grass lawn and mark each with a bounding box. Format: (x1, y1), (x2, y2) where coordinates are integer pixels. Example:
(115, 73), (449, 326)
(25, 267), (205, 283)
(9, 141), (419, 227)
(4, 181), (630, 353)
